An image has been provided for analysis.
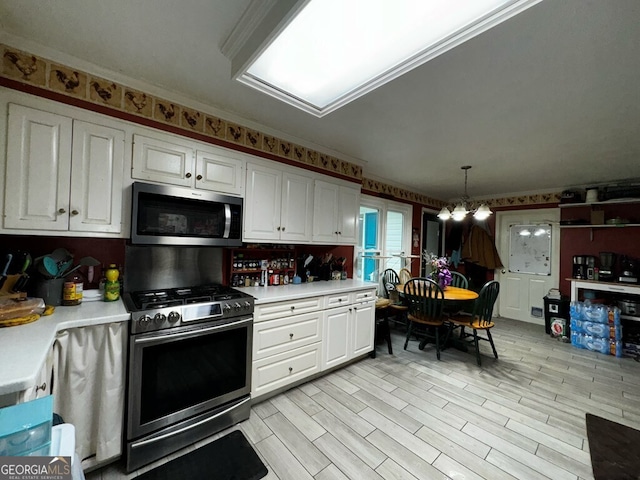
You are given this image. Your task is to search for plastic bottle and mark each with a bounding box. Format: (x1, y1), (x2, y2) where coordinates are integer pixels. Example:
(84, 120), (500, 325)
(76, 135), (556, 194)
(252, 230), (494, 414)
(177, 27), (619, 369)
(104, 264), (120, 302)
(62, 271), (84, 306)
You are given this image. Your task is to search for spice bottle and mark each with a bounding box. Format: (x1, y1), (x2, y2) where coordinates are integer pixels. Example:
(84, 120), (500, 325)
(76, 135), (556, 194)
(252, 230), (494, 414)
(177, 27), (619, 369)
(104, 264), (120, 302)
(62, 271), (84, 306)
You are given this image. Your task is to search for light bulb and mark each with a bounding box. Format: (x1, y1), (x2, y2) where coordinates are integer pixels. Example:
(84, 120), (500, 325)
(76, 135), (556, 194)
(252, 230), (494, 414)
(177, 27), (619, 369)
(451, 204), (468, 221)
(473, 204), (492, 220)
(437, 207), (451, 220)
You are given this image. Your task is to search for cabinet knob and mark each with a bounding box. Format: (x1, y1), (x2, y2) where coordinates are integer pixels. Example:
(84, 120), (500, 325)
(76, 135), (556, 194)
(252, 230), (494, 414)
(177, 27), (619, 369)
(289, 367), (293, 373)
(338, 298), (342, 302)
(289, 333), (294, 339)
(71, 209), (79, 216)
(335, 231), (339, 235)
(338, 231), (342, 235)
(277, 226), (281, 231)
(290, 306), (295, 310)
(196, 174), (203, 180)
(35, 382), (47, 393)
(185, 172), (192, 178)
(58, 208), (66, 214)
(281, 227), (285, 231)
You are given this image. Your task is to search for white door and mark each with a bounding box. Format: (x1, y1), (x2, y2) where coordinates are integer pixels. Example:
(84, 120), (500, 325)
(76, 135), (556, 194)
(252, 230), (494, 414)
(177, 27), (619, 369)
(244, 163), (282, 240)
(70, 121), (124, 233)
(351, 301), (375, 356)
(5, 104), (72, 230)
(280, 172), (313, 242)
(322, 306), (350, 369)
(496, 208), (560, 324)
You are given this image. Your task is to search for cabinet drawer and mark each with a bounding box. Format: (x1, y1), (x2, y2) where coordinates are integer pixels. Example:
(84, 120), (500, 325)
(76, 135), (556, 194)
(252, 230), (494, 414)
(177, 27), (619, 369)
(254, 297), (322, 321)
(324, 292), (351, 309)
(253, 312), (322, 360)
(354, 289), (376, 303)
(252, 343), (321, 396)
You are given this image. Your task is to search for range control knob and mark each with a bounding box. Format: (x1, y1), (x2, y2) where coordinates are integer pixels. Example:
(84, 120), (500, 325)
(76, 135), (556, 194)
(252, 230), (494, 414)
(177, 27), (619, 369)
(154, 313), (166, 324)
(244, 301), (252, 310)
(223, 304), (232, 313)
(167, 311), (181, 323)
(233, 302), (242, 311)
(138, 315), (152, 325)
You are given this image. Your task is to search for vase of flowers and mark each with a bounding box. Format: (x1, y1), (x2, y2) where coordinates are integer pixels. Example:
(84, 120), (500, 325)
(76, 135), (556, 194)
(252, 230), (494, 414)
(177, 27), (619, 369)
(424, 252), (452, 289)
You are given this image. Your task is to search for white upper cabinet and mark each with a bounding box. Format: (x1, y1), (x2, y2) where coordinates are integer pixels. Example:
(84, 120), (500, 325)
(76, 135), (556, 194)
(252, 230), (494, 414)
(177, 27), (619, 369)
(244, 162), (313, 243)
(312, 180), (360, 245)
(4, 104), (124, 233)
(132, 132), (245, 195)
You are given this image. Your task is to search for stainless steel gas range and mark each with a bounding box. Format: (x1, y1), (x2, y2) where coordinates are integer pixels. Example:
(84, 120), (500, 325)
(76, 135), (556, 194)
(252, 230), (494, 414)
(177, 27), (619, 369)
(122, 246), (254, 472)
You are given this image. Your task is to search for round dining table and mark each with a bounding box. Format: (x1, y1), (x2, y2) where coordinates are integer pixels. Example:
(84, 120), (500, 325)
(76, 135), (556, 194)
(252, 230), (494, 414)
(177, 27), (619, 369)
(396, 283), (479, 301)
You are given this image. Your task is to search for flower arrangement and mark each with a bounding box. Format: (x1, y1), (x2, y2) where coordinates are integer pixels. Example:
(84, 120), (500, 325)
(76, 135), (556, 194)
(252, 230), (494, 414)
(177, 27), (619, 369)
(424, 252), (452, 289)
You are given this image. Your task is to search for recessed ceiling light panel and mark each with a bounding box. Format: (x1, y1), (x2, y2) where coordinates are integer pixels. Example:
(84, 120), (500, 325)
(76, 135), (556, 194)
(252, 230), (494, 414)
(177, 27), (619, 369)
(226, 0), (543, 116)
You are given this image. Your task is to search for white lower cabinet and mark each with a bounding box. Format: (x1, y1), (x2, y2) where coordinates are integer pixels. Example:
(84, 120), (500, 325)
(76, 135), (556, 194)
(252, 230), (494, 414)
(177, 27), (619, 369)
(252, 343), (322, 397)
(322, 291), (376, 370)
(251, 288), (376, 399)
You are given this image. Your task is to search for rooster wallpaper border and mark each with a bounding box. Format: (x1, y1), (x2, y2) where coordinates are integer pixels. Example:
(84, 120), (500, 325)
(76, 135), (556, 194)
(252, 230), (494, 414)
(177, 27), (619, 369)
(1, 43), (561, 210)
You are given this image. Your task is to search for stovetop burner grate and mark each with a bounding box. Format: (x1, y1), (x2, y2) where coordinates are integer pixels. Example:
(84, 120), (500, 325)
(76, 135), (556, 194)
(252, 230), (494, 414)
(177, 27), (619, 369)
(129, 284), (242, 311)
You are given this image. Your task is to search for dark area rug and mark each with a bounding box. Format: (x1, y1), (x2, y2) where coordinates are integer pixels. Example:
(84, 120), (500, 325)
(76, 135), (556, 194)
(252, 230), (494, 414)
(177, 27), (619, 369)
(586, 413), (640, 480)
(137, 430), (268, 480)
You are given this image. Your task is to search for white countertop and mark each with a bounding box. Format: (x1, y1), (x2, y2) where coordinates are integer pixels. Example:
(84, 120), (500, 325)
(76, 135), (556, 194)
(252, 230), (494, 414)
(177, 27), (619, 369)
(241, 279), (376, 304)
(0, 299), (129, 396)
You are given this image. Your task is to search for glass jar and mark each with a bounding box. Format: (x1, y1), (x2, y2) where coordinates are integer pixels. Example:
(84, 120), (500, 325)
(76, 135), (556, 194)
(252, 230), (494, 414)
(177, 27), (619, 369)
(62, 271), (84, 306)
(104, 264), (120, 302)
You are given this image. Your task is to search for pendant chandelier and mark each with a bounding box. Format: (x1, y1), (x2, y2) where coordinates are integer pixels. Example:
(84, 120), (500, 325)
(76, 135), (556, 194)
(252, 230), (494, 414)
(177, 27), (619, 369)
(437, 166), (493, 221)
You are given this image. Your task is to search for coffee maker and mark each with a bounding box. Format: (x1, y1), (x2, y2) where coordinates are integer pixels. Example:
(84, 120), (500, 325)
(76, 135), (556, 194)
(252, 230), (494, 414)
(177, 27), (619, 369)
(599, 252), (616, 282)
(619, 255), (639, 284)
(573, 255), (596, 280)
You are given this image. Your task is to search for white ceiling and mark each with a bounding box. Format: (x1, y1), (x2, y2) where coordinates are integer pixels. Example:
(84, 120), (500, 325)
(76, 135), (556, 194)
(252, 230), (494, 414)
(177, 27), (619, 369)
(1, 0), (639, 201)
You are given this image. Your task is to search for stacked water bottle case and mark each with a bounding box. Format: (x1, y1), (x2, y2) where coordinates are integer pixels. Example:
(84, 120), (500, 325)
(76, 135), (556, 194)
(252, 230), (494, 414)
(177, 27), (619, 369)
(570, 301), (623, 357)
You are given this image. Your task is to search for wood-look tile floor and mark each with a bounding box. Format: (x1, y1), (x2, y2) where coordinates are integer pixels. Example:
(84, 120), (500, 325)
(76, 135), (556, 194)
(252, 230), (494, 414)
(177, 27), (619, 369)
(86, 318), (640, 480)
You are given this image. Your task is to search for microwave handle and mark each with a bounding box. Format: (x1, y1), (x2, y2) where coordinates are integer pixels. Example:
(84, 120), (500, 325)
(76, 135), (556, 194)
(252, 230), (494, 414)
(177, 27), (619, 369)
(223, 204), (231, 239)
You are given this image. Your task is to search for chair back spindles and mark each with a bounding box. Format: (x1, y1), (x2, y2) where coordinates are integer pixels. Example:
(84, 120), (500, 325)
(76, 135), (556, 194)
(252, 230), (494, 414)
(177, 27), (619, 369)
(474, 280), (500, 327)
(381, 268), (400, 299)
(404, 278), (444, 320)
(449, 271), (469, 289)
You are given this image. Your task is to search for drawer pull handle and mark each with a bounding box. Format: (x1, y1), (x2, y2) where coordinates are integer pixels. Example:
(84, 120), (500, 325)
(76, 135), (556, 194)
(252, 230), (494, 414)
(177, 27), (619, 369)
(35, 382), (47, 393)
(58, 208), (66, 214)
(289, 333), (294, 339)
(338, 298), (342, 302)
(290, 306), (295, 310)
(289, 367), (293, 373)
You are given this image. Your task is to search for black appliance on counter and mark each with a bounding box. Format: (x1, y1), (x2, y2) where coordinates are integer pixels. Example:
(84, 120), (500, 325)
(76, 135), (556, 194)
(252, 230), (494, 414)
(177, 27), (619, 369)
(572, 255), (596, 280)
(619, 255), (639, 284)
(122, 246), (254, 472)
(599, 252), (617, 282)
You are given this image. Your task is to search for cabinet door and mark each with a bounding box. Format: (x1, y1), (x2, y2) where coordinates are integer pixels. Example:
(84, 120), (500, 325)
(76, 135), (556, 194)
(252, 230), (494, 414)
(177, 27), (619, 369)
(280, 171), (313, 242)
(312, 180), (340, 243)
(351, 301), (375, 357)
(5, 104), (72, 230)
(244, 163), (282, 240)
(337, 185), (360, 244)
(69, 121), (124, 233)
(322, 305), (351, 370)
(195, 148), (244, 195)
(18, 348), (53, 403)
(132, 134), (194, 187)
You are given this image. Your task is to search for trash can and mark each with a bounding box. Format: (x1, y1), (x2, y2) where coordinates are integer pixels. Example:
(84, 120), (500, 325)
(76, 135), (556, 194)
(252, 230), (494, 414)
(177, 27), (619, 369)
(543, 295), (570, 337)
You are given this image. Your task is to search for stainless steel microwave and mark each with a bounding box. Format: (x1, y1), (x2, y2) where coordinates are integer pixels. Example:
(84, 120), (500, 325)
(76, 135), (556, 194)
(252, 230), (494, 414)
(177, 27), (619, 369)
(131, 182), (243, 246)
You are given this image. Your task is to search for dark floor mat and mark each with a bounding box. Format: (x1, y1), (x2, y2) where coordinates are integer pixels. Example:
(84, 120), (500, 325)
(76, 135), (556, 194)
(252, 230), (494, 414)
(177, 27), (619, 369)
(586, 413), (640, 480)
(137, 430), (268, 480)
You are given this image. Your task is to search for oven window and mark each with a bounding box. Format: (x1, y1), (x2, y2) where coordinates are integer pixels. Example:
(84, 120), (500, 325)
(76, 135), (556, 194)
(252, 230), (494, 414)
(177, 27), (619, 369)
(139, 326), (248, 425)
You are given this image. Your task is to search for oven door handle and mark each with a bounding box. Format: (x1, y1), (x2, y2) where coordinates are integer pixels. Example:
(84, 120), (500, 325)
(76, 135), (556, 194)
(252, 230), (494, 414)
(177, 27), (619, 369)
(135, 316), (252, 344)
(130, 396), (252, 449)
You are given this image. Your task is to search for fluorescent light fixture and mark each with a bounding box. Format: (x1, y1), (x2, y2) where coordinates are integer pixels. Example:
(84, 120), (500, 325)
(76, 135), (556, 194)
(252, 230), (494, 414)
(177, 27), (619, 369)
(225, 0), (542, 116)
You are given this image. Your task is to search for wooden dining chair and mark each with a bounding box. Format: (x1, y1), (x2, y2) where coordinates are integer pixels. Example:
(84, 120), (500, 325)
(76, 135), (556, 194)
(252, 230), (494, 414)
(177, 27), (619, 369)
(403, 278), (447, 360)
(445, 280), (500, 365)
(398, 268), (412, 284)
(443, 271), (469, 316)
(381, 268), (408, 330)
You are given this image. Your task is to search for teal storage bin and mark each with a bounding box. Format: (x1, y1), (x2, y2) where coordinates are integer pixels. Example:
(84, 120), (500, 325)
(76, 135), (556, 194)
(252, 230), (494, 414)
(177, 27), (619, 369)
(0, 395), (53, 456)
